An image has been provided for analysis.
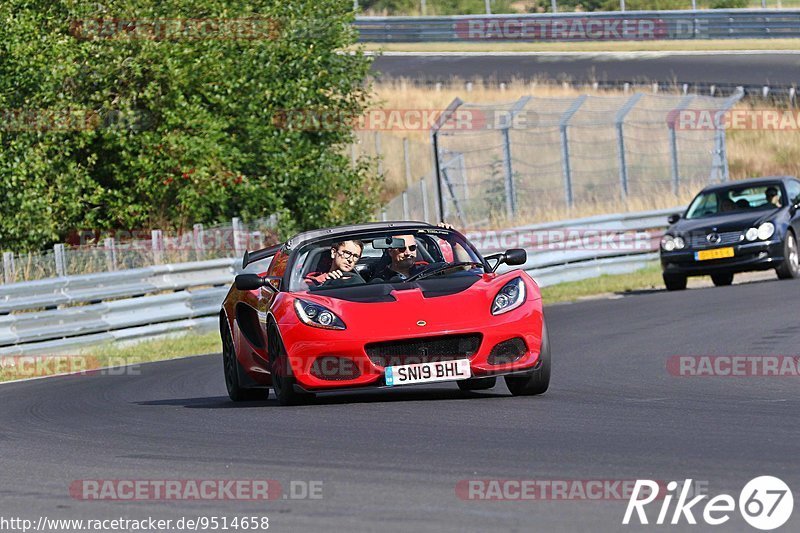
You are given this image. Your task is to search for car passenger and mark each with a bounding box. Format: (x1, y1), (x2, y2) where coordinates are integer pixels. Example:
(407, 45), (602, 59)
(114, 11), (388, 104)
(305, 240), (365, 286)
(372, 223), (459, 282)
(765, 187), (782, 208)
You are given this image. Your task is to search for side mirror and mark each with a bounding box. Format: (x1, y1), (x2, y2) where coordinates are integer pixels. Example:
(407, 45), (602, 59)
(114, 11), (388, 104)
(485, 248), (527, 273)
(667, 213), (681, 225)
(503, 248), (527, 266)
(234, 274), (279, 292)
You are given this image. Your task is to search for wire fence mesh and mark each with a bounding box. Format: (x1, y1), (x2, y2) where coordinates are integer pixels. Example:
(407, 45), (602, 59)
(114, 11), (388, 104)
(382, 89), (744, 228)
(1, 216), (280, 285)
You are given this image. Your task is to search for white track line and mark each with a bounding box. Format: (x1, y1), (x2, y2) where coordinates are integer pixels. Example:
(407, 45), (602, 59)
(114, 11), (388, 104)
(369, 50), (800, 58)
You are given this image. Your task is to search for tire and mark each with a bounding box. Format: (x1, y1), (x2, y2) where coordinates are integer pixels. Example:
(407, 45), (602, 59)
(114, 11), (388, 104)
(268, 325), (313, 406)
(663, 273), (687, 291)
(776, 231), (800, 280)
(221, 317), (265, 402)
(711, 272), (734, 286)
(504, 321), (550, 397)
(457, 377), (497, 392)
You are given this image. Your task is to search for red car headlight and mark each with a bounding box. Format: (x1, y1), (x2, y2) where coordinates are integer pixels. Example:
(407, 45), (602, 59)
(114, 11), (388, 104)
(491, 277), (526, 315)
(294, 298), (346, 330)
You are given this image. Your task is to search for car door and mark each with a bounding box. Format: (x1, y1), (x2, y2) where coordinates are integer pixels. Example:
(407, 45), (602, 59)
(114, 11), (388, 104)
(786, 179), (800, 235)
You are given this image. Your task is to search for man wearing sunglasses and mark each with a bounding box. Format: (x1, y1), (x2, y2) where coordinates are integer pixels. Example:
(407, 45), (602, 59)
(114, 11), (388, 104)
(372, 234), (426, 283)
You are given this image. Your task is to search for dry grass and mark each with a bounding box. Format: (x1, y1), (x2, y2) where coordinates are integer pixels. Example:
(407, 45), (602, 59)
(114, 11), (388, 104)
(364, 78), (800, 225)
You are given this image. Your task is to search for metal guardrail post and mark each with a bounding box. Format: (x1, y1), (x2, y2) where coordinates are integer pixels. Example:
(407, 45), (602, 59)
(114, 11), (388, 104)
(615, 93), (643, 202)
(151, 229), (164, 265)
(3, 252), (15, 284)
(104, 238), (117, 271)
(402, 191), (410, 219)
(667, 94), (696, 198)
(54, 243), (66, 277)
(559, 95), (587, 209)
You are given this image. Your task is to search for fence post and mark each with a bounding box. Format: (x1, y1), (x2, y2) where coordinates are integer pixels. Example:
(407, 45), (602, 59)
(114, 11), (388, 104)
(193, 223), (205, 261)
(374, 131), (383, 177)
(431, 98), (464, 223)
(3, 252), (15, 284)
(54, 243), (66, 277)
(104, 238), (117, 271)
(420, 176), (430, 222)
(615, 93), (643, 202)
(232, 217), (245, 258)
(559, 95), (587, 209)
(668, 94), (695, 198)
(551, 0), (557, 12)
(402, 191), (410, 219)
(381, 209), (387, 222)
(151, 230), (164, 264)
(710, 87), (744, 183)
(501, 127), (515, 220)
(350, 143), (357, 168)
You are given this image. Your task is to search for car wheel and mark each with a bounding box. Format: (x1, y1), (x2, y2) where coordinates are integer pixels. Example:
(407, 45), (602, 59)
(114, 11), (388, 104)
(457, 377), (497, 391)
(504, 321), (550, 397)
(221, 317), (265, 402)
(711, 273), (734, 286)
(268, 325), (313, 406)
(776, 231), (799, 280)
(663, 273), (687, 291)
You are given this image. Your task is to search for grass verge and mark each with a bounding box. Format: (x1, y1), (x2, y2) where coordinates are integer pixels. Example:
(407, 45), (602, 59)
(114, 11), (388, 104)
(363, 39), (800, 53)
(541, 262), (663, 304)
(0, 330), (221, 383)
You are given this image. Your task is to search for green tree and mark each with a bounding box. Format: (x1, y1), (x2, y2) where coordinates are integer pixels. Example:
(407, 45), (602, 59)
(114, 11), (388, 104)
(0, 0), (379, 251)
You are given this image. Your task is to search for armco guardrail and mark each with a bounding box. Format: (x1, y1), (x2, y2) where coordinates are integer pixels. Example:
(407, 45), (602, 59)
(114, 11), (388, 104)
(0, 207), (678, 355)
(354, 10), (800, 42)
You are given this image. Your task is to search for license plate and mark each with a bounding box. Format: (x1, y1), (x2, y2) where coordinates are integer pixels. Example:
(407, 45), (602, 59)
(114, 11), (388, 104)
(385, 359), (471, 387)
(695, 247), (734, 261)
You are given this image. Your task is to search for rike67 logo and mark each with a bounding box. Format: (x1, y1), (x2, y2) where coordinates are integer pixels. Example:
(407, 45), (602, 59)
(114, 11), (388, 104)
(623, 476), (793, 530)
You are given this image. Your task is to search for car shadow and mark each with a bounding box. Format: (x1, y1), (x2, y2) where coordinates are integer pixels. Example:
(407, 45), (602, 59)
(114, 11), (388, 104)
(136, 387), (510, 409)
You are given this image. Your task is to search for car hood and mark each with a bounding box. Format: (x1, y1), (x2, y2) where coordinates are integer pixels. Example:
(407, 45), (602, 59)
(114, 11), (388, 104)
(671, 209), (781, 234)
(289, 273), (536, 333)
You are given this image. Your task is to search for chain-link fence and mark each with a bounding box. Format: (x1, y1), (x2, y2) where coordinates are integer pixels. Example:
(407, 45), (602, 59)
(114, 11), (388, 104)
(382, 89), (744, 228)
(1, 216), (279, 285)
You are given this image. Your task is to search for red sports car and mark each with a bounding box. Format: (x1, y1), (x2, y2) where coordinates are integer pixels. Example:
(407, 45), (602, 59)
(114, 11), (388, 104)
(219, 222), (549, 405)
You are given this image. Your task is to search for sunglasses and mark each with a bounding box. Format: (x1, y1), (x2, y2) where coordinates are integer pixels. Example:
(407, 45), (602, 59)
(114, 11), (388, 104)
(394, 244), (417, 252)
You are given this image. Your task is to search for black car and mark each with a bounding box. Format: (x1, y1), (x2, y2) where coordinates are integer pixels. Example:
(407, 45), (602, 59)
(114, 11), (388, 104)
(660, 176), (800, 290)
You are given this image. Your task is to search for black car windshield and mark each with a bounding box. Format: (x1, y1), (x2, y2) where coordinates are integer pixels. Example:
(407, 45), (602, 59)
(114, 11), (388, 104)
(685, 184), (784, 219)
(288, 228), (485, 292)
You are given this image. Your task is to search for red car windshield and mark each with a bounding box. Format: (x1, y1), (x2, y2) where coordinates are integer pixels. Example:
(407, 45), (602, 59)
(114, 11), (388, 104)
(287, 229), (484, 292)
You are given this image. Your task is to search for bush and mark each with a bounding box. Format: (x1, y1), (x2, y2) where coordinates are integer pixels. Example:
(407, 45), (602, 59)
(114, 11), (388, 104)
(0, 0), (379, 251)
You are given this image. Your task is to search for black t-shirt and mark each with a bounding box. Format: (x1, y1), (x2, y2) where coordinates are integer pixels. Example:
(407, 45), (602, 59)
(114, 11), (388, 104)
(373, 261), (429, 282)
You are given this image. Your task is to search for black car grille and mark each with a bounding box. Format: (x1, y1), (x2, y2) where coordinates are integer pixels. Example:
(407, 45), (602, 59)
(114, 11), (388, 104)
(690, 231), (743, 249)
(365, 334), (482, 368)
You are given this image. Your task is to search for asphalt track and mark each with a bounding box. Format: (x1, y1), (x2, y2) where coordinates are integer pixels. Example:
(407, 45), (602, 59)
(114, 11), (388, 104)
(370, 52), (800, 87)
(1, 277), (799, 532)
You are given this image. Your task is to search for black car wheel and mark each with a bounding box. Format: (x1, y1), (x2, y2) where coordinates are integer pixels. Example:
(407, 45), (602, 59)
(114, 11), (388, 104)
(505, 321), (550, 396)
(776, 231), (799, 280)
(268, 325), (313, 406)
(221, 317), (265, 402)
(711, 273), (734, 286)
(663, 273), (687, 291)
(457, 377), (497, 392)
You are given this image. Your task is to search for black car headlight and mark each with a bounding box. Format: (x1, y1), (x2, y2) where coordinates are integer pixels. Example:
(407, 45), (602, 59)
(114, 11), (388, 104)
(491, 277), (526, 316)
(661, 235), (685, 251)
(294, 299), (346, 330)
(746, 222), (775, 241)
